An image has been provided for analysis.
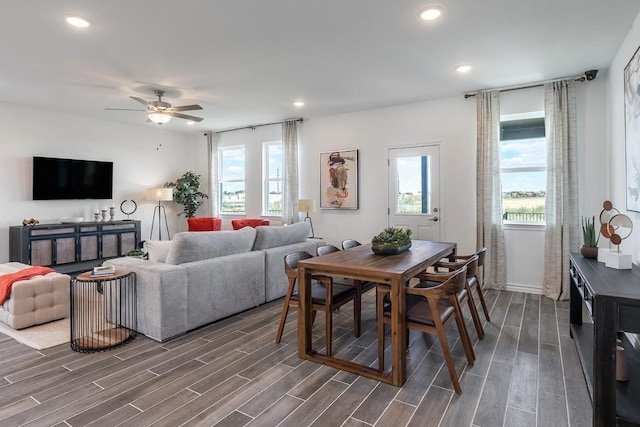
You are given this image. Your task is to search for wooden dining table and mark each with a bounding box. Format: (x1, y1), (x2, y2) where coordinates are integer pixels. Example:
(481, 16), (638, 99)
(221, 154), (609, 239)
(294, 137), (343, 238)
(297, 239), (456, 386)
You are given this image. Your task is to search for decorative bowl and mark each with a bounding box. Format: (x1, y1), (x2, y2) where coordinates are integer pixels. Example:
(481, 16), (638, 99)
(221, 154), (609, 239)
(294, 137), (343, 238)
(372, 242), (411, 255)
(59, 217), (84, 224)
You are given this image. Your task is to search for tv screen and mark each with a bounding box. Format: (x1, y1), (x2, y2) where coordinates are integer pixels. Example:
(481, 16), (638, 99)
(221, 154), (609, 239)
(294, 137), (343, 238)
(32, 156), (113, 200)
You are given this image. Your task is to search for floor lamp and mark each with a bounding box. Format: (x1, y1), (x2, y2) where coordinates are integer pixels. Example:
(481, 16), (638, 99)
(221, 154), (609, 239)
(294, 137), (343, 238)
(147, 188), (173, 240)
(298, 199), (317, 238)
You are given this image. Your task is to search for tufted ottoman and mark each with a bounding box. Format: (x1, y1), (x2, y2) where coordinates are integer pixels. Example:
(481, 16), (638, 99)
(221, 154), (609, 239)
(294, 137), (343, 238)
(0, 262), (70, 329)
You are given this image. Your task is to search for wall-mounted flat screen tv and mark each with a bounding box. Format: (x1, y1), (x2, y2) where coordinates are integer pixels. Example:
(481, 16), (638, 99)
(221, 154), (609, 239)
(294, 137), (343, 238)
(32, 156), (113, 200)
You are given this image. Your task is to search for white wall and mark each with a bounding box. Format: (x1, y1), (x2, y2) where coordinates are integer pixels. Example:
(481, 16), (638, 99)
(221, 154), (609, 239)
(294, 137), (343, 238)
(607, 12), (640, 263)
(0, 102), (204, 263)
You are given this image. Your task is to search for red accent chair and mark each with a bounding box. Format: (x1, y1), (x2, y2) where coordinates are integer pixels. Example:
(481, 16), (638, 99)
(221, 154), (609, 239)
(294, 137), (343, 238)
(231, 219), (269, 230)
(187, 217), (222, 232)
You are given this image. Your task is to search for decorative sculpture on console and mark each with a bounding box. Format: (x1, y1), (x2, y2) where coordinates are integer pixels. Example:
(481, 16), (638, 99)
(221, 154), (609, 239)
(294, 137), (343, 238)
(21, 218), (39, 227)
(598, 200), (633, 269)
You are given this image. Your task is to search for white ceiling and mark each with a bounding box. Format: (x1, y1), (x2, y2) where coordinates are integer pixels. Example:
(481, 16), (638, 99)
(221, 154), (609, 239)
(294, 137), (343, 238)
(2, 1), (639, 133)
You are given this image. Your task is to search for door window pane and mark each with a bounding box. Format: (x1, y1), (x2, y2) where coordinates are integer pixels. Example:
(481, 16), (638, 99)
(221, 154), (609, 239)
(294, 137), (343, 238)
(395, 155), (430, 214)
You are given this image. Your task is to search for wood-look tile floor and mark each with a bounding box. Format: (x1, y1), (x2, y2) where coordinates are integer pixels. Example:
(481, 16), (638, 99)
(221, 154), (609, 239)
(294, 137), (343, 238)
(0, 289), (592, 427)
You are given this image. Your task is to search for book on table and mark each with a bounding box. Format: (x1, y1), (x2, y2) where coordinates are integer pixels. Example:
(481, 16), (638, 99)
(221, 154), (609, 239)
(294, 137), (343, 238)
(90, 265), (116, 277)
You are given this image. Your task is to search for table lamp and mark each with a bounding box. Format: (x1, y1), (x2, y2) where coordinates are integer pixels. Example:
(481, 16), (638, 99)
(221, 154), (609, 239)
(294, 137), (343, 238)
(298, 199), (317, 238)
(146, 188), (173, 240)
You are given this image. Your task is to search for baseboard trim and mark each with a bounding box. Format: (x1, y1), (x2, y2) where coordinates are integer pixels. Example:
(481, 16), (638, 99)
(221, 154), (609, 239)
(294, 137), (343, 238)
(505, 283), (542, 295)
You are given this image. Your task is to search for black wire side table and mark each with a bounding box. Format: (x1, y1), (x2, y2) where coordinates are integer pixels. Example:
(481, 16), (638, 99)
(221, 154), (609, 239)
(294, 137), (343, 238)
(70, 268), (137, 352)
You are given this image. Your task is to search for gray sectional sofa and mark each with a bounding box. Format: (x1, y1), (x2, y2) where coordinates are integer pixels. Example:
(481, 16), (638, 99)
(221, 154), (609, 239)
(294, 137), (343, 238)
(104, 222), (323, 342)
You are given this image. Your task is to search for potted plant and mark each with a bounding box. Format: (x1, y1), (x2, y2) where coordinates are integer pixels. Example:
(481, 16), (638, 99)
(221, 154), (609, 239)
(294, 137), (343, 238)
(165, 171), (209, 218)
(371, 227), (412, 255)
(580, 216), (599, 258)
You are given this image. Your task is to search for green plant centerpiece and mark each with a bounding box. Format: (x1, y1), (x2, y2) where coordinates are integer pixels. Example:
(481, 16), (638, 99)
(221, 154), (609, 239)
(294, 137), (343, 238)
(165, 171), (209, 218)
(580, 216), (599, 259)
(371, 227), (412, 255)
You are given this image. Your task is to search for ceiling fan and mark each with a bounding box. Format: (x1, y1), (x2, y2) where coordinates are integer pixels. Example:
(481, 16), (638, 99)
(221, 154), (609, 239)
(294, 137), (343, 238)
(106, 89), (203, 125)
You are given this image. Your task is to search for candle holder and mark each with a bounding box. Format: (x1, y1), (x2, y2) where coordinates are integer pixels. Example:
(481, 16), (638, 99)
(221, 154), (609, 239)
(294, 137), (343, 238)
(101, 209), (108, 222)
(94, 212), (100, 222)
(109, 206), (116, 222)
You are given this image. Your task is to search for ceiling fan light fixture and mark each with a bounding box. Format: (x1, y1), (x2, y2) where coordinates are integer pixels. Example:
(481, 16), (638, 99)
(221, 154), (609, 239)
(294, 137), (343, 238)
(65, 15), (91, 28)
(148, 112), (172, 125)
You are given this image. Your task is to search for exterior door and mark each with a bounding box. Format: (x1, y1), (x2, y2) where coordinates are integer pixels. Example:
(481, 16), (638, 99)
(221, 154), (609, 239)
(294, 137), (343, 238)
(388, 144), (441, 241)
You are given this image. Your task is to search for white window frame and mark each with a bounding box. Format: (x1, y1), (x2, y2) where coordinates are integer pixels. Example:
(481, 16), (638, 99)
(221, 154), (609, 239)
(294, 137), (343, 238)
(262, 141), (283, 217)
(219, 145), (246, 215)
(500, 112), (546, 225)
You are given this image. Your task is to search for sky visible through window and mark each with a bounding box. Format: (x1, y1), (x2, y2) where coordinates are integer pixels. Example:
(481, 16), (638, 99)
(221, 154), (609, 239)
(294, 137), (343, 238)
(500, 137), (546, 192)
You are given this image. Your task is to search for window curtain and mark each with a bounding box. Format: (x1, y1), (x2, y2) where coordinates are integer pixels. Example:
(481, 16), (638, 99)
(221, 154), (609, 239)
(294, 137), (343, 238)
(476, 91), (507, 290)
(206, 131), (220, 217)
(542, 80), (578, 300)
(282, 120), (299, 224)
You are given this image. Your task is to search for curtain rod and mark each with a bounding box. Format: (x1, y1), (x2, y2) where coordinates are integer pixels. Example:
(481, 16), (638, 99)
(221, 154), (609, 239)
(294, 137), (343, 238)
(206, 117), (304, 135)
(463, 75), (588, 99)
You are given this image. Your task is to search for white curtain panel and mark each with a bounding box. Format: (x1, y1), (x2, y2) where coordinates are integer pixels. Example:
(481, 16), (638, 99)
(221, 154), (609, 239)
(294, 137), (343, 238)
(282, 120), (299, 224)
(476, 91), (507, 290)
(543, 80), (579, 300)
(207, 131), (220, 217)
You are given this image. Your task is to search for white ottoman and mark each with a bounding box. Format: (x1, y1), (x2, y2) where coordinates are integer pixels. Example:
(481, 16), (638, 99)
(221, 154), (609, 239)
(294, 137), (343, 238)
(0, 262), (70, 330)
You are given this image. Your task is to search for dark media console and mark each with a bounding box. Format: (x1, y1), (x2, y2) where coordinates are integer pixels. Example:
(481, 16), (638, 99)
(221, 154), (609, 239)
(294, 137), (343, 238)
(9, 220), (141, 274)
(569, 253), (640, 427)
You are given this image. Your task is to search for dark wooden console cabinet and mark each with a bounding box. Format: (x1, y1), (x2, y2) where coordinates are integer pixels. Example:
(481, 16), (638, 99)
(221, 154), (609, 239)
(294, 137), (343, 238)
(569, 253), (640, 427)
(9, 220), (141, 274)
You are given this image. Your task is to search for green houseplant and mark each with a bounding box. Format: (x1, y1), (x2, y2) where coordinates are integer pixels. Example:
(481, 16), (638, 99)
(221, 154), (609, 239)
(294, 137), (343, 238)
(371, 227), (412, 255)
(580, 216), (599, 258)
(165, 171), (208, 218)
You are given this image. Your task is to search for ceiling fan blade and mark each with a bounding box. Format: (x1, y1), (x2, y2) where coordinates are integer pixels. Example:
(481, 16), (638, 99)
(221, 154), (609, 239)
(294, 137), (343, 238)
(170, 104), (203, 112)
(105, 108), (146, 111)
(130, 96), (149, 106)
(170, 112), (203, 122)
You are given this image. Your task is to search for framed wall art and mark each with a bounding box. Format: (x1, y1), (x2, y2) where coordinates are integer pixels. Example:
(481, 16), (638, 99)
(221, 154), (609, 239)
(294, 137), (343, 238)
(320, 149), (359, 209)
(625, 45), (640, 212)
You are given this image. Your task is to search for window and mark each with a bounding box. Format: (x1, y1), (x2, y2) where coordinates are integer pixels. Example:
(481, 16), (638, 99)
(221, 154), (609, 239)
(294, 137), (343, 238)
(263, 141), (283, 215)
(500, 115), (546, 223)
(219, 146), (245, 214)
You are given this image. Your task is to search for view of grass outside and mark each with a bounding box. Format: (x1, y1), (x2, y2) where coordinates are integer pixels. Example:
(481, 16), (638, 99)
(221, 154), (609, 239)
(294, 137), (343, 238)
(503, 195), (545, 221)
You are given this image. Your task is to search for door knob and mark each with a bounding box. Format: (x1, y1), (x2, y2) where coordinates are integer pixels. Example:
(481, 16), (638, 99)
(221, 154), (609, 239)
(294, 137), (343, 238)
(433, 217), (439, 222)
(433, 208), (439, 213)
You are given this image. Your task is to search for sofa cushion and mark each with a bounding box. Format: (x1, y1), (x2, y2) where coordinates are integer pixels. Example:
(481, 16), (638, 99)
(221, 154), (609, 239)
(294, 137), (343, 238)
(252, 222), (310, 251)
(165, 227), (257, 265)
(146, 240), (173, 263)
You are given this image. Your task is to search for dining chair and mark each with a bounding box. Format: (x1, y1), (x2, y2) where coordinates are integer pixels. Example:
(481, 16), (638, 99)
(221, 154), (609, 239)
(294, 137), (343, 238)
(426, 254), (485, 340)
(447, 248), (490, 322)
(376, 265), (474, 394)
(276, 251), (360, 356)
(341, 239), (361, 250)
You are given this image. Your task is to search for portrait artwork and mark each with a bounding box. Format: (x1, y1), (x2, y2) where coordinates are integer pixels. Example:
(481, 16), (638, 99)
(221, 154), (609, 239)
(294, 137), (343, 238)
(320, 149), (358, 209)
(625, 45), (640, 212)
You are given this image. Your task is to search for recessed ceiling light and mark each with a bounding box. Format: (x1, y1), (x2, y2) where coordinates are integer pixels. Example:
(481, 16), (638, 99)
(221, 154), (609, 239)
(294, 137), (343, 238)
(293, 101), (305, 107)
(65, 15), (91, 28)
(418, 6), (444, 21)
(456, 65), (472, 73)
(185, 121), (195, 125)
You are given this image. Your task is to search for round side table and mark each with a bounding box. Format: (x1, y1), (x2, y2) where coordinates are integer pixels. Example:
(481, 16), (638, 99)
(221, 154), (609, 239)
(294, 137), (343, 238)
(70, 268), (137, 352)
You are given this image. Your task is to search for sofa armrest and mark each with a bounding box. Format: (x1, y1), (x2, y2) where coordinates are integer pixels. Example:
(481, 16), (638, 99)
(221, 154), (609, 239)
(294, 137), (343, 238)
(103, 258), (188, 342)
